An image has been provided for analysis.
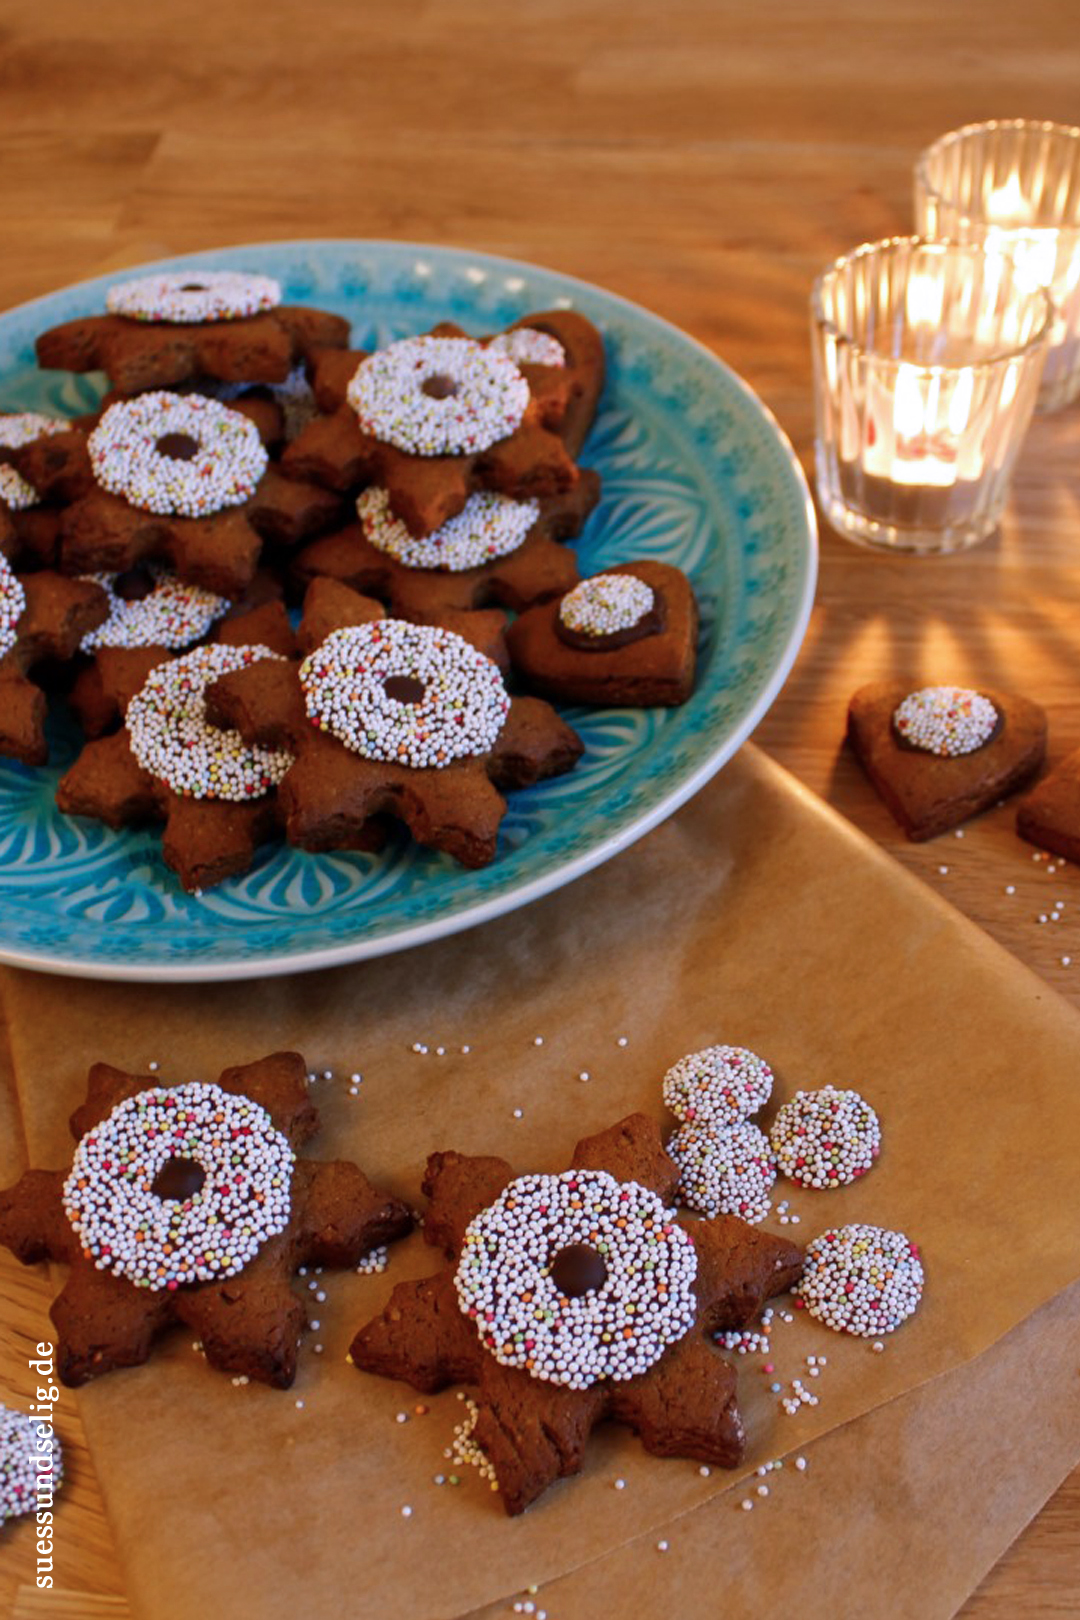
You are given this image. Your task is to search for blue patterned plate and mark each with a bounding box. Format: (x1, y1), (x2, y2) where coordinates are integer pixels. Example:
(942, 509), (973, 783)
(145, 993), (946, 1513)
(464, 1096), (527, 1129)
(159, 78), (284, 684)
(0, 241), (816, 981)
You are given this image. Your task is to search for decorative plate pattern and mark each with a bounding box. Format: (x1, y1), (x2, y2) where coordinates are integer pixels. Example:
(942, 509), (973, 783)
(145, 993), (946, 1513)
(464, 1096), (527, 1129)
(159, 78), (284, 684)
(0, 240), (816, 981)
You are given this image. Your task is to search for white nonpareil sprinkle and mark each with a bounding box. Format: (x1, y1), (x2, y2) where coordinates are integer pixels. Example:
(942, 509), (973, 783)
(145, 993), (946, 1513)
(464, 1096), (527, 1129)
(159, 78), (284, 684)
(79, 565), (229, 652)
(300, 619), (509, 770)
(892, 686), (998, 757)
(0, 552), (26, 659)
(357, 485), (538, 573)
(347, 335), (529, 456)
(0, 463), (39, 512)
(126, 643), (292, 800)
(487, 328), (567, 368)
(89, 392), (268, 517)
(663, 1045), (774, 1129)
(62, 1082), (294, 1291)
(668, 1120), (776, 1223)
(356, 1246), (389, 1275)
(106, 270), (282, 324)
(455, 1170), (698, 1390)
(797, 1224), (924, 1336)
(769, 1086), (881, 1190)
(0, 1404), (63, 1524)
(559, 573), (654, 638)
(0, 412), (68, 511)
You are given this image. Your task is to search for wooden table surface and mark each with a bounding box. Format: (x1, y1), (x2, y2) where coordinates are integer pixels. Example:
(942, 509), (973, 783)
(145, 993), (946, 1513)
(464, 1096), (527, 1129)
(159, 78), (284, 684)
(1, 2), (1078, 1614)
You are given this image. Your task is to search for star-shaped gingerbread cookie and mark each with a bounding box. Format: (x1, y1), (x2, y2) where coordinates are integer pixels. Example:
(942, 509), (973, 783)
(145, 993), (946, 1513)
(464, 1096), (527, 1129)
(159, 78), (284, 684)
(349, 1113), (803, 1514)
(281, 311), (604, 539)
(0, 560), (107, 763)
(205, 583), (581, 868)
(35, 269), (350, 395)
(290, 475), (600, 619)
(0, 1051), (412, 1388)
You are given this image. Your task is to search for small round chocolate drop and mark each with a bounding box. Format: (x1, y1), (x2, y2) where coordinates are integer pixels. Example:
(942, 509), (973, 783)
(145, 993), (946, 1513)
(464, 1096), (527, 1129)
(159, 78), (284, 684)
(550, 1242), (608, 1298)
(179, 282), (208, 292)
(383, 674), (426, 705)
(113, 565), (156, 602)
(151, 1156), (206, 1202)
(421, 373), (459, 400)
(154, 432), (200, 461)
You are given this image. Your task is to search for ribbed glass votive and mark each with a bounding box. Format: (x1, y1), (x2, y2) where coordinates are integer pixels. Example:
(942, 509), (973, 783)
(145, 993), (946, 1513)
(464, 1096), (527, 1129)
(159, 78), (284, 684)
(811, 238), (1050, 554)
(915, 119), (1080, 411)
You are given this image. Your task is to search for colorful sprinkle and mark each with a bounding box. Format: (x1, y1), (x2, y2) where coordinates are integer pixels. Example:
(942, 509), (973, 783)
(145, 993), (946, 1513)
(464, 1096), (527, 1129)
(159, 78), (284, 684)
(79, 565), (229, 651)
(559, 574), (654, 638)
(89, 392), (268, 517)
(663, 1045), (774, 1129)
(300, 620), (509, 770)
(126, 644), (292, 800)
(893, 687), (998, 757)
(455, 1169), (698, 1390)
(0, 1405), (63, 1525)
(769, 1087), (881, 1189)
(0, 553), (26, 659)
(797, 1224), (924, 1336)
(357, 485), (538, 573)
(487, 328), (567, 368)
(347, 335), (529, 456)
(106, 271), (282, 324)
(61, 1082), (294, 1291)
(669, 1120), (776, 1223)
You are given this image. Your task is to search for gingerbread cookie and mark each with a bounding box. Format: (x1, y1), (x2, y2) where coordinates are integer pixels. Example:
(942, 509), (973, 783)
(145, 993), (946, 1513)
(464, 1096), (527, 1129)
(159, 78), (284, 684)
(0, 558), (107, 763)
(56, 641), (299, 890)
(0, 412), (95, 572)
(290, 474), (600, 619)
(847, 681), (1047, 840)
(205, 592), (581, 868)
(282, 311), (604, 539)
(349, 1112), (802, 1515)
(507, 560), (699, 707)
(1016, 748), (1080, 862)
(0, 1051), (412, 1387)
(36, 271), (350, 395)
(58, 393), (344, 598)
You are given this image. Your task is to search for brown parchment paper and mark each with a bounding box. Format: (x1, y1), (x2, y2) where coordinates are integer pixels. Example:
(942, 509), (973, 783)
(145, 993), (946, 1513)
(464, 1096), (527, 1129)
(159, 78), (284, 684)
(3, 743), (1080, 1619)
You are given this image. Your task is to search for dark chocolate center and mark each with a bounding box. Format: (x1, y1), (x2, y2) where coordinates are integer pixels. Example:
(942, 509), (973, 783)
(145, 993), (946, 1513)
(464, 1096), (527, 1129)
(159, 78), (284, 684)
(179, 282), (208, 292)
(154, 432), (200, 461)
(151, 1156), (206, 1202)
(112, 565), (156, 602)
(549, 1242), (608, 1298)
(421, 373), (459, 400)
(383, 674), (426, 704)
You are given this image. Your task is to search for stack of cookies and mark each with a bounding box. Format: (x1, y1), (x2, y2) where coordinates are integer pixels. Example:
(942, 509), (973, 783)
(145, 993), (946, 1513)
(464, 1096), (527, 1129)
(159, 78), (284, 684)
(0, 269), (701, 891)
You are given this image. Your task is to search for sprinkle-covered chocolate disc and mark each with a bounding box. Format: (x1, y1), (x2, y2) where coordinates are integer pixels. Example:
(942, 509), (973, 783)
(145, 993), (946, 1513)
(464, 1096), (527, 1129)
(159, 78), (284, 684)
(105, 270), (282, 324)
(89, 392), (268, 517)
(126, 644), (292, 800)
(559, 574), (655, 638)
(62, 1082), (294, 1292)
(892, 686), (999, 757)
(668, 1120), (776, 1223)
(357, 485), (538, 573)
(0, 1404), (63, 1524)
(797, 1224), (924, 1336)
(662, 1045), (774, 1129)
(455, 1169), (698, 1390)
(0, 413), (68, 511)
(769, 1086), (882, 1189)
(79, 565), (230, 652)
(300, 620), (510, 769)
(487, 328), (567, 368)
(346, 335), (530, 456)
(0, 553), (26, 660)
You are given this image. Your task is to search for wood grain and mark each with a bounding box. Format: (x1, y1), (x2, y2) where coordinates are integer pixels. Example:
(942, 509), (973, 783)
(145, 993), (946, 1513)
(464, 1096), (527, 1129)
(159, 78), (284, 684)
(0, 1), (1078, 1614)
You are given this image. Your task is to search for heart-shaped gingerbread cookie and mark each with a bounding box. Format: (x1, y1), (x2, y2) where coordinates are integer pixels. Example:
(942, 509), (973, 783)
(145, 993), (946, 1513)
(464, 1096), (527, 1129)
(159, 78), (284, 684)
(847, 681), (1047, 840)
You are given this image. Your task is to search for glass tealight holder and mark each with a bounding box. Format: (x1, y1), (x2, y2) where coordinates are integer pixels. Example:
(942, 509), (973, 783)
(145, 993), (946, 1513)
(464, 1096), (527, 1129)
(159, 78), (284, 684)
(810, 237), (1050, 555)
(915, 119), (1080, 411)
